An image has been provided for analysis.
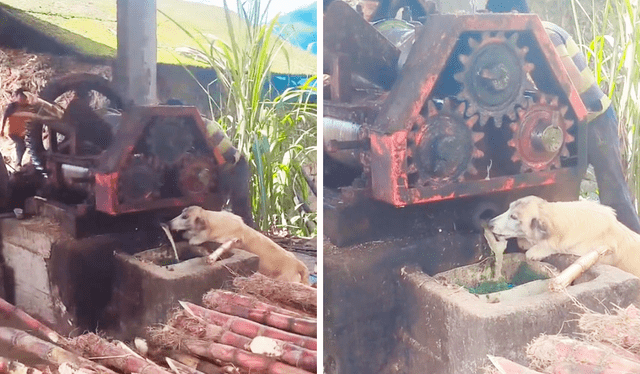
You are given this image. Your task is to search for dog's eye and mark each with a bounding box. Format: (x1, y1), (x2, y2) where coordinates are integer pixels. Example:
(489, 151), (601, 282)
(510, 214), (517, 220)
(182, 214), (189, 219)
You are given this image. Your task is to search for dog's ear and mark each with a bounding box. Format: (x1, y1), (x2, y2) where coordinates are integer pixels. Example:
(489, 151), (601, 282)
(194, 216), (206, 231)
(530, 217), (549, 240)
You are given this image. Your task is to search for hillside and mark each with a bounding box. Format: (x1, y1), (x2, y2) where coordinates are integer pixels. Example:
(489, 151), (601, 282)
(0, 0), (316, 74)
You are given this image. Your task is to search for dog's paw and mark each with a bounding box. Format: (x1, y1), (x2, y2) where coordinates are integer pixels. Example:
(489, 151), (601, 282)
(525, 245), (554, 261)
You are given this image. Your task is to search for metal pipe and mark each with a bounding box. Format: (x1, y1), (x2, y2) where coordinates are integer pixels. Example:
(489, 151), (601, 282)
(323, 117), (366, 167)
(61, 164), (93, 184)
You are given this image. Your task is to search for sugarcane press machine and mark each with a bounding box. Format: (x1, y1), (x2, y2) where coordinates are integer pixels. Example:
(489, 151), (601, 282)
(323, 1), (589, 246)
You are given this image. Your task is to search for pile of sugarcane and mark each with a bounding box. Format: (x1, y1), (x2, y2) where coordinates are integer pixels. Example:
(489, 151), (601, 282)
(0, 274), (317, 374)
(486, 304), (640, 373)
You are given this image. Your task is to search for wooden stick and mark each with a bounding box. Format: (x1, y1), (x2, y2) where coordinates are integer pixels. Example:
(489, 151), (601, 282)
(160, 223), (180, 263)
(0, 328), (116, 374)
(206, 240), (239, 264)
(70, 333), (173, 374)
(548, 247), (610, 292)
(202, 292), (316, 337)
(0, 298), (64, 344)
(180, 302), (317, 351)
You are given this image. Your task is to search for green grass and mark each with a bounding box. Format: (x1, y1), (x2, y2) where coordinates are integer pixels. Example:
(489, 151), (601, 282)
(0, 0), (315, 74)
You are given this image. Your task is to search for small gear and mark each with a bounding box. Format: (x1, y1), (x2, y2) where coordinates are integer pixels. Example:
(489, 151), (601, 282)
(179, 155), (217, 197)
(406, 98), (484, 186)
(508, 94), (575, 172)
(454, 32), (534, 127)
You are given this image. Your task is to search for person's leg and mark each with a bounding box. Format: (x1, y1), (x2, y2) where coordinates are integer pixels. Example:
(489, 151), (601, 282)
(588, 107), (640, 233)
(24, 122), (44, 171)
(9, 134), (25, 167)
(219, 156), (255, 228)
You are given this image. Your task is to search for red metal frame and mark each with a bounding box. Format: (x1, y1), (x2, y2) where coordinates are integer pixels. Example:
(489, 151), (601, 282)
(366, 13), (588, 207)
(88, 106), (219, 215)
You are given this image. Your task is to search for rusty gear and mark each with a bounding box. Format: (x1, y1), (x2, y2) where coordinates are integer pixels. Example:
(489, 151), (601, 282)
(454, 31), (534, 127)
(406, 98), (484, 186)
(178, 155), (216, 197)
(508, 94), (575, 172)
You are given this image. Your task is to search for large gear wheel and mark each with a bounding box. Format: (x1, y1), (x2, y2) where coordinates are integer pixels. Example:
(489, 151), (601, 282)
(406, 98), (484, 186)
(454, 32), (534, 127)
(118, 155), (162, 204)
(508, 94), (575, 172)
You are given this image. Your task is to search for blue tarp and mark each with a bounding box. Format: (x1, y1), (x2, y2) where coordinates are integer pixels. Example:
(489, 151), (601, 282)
(274, 2), (317, 55)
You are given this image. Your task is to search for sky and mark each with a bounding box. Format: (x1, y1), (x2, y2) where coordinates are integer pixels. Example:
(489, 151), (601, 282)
(185, 0), (317, 21)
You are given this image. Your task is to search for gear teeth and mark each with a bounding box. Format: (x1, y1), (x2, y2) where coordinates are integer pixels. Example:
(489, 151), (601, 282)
(560, 106), (568, 116)
(507, 94), (576, 172)
(410, 98), (486, 183)
(473, 132), (485, 143)
(455, 30), (533, 129)
(427, 100), (438, 117)
(468, 37), (480, 49)
(453, 71), (465, 83)
(565, 131), (575, 144)
(466, 114), (479, 128)
(510, 151), (521, 163)
(493, 115), (504, 128)
(523, 62), (535, 73)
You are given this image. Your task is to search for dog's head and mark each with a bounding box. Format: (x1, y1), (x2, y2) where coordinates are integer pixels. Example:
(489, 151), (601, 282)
(170, 206), (245, 245)
(488, 195), (549, 241)
(169, 206), (207, 241)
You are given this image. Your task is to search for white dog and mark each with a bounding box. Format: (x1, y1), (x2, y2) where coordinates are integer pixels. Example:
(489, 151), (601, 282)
(489, 195), (640, 278)
(170, 206), (310, 284)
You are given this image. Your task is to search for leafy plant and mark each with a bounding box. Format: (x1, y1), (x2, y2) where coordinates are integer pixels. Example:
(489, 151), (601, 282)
(532, 0), (639, 209)
(161, 0), (317, 236)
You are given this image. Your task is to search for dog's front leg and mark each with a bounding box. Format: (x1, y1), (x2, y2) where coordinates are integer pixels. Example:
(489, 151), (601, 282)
(525, 243), (556, 261)
(517, 237), (534, 250)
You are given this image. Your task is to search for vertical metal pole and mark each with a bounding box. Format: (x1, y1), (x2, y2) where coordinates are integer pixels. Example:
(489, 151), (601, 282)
(115, 0), (158, 105)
